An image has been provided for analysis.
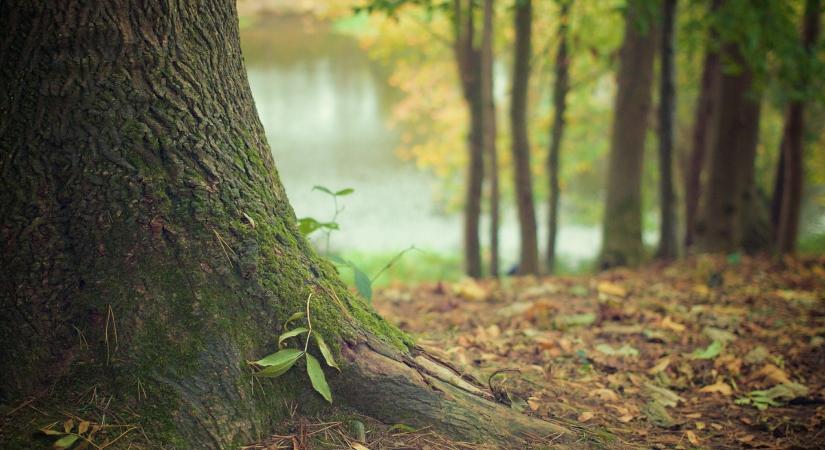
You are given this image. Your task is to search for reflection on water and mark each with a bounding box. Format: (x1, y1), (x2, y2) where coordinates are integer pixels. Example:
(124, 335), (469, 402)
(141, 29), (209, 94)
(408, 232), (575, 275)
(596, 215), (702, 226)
(241, 16), (600, 266)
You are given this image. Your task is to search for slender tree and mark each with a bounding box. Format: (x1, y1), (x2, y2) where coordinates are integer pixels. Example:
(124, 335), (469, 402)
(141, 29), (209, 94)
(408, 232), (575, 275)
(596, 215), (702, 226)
(546, 0), (572, 273)
(656, 0), (678, 259)
(453, 0), (485, 278)
(775, 0), (821, 254)
(684, 1), (721, 249)
(511, 0), (540, 275)
(0, 0), (573, 446)
(481, 0), (500, 276)
(599, 0), (658, 268)
(694, 43), (762, 252)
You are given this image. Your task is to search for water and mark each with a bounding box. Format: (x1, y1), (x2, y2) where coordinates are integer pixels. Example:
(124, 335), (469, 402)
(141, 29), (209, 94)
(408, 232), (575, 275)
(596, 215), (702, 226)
(241, 16), (601, 268)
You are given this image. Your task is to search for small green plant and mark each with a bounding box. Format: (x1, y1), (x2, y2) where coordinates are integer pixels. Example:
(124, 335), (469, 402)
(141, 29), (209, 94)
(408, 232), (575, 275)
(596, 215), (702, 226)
(330, 246), (417, 303)
(251, 293), (340, 403)
(297, 185), (353, 254)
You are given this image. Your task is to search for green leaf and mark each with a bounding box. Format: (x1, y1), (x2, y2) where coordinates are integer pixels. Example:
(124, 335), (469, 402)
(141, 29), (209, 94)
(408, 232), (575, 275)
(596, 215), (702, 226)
(254, 349), (304, 378)
(327, 255), (348, 265)
(312, 185), (334, 196)
(40, 427), (64, 436)
(283, 311), (305, 328)
(53, 434), (80, 449)
(297, 217), (322, 236)
(689, 341), (723, 360)
(388, 423), (417, 433)
(595, 343), (639, 357)
(278, 327), (308, 348)
(314, 334), (341, 371)
(320, 221), (339, 231)
(353, 267), (372, 302)
(334, 188), (354, 196)
(306, 353), (332, 403)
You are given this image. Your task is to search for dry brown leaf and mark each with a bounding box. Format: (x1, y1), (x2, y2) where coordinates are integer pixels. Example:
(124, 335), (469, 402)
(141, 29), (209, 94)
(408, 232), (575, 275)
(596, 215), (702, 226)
(699, 380), (733, 396)
(661, 316), (686, 332)
(686, 430), (701, 445)
(648, 356), (671, 375)
(527, 396), (541, 411)
(351, 443), (370, 450)
(695, 421), (706, 430)
(591, 388), (620, 402)
(577, 411), (595, 422)
(597, 281), (627, 298)
(617, 414), (634, 423)
(753, 363), (791, 384)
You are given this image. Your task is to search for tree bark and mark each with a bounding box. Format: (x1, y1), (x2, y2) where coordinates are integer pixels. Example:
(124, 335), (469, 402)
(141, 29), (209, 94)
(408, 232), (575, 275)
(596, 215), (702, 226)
(510, 0), (540, 275)
(776, 0), (821, 254)
(694, 44), (763, 253)
(546, 0), (571, 274)
(481, 0), (500, 277)
(656, 0), (678, 260)
(0, 1), (578, 447)
(684, 43), (720, 249)
(454, 0), (485, 278)
(599, 0), (657, 268)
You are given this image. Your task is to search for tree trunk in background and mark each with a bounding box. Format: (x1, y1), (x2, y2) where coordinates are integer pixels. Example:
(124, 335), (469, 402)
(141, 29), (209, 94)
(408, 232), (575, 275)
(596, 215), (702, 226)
(454, 0), (485, 278)
(694, 44), (762, 253)
(510, 0), (540, 275)
(656, 0), (678, 259)
(776, 0), (821, 254)
(599, 0), (657, 269)
(0, 1), (574, 446)
(684, 43), (720, 249)
(546, 0), (571, 274)
(481, 0), (500, 277)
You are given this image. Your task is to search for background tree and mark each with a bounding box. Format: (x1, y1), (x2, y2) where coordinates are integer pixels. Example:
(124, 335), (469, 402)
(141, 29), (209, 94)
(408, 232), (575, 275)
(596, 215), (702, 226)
(775, 0), (821, 254)
(683, 0), (721, 250)
(0, 0), (572, 446)
(511, 0), (540, 275)
(656, 0), (678, 259)
(546, 0), (572, 273)
(481, 0), (500, 276)
(453, 0), (485, 277)
(599, 0), (658, 268)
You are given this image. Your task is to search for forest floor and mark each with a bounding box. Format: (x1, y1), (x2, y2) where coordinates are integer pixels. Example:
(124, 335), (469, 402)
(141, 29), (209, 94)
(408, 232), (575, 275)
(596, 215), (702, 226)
(252, 254), (825, 449)
(368, 254), (824, 449)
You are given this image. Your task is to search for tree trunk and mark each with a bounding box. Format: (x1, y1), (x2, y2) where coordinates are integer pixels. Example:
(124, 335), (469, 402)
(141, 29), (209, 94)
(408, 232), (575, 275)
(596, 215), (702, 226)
(776, 0), (821, 254)
(454, 0), (485, 278)
(599, 0), (657, 268)
(546, 0), (571, 274)
(656, 0), (678, 259)
(694, 44), (763, 253)
(684, 44), (720, 249)
(481, 0), (500, 277)
(0, 1), (577, 447)
(510, 0), (540, 275)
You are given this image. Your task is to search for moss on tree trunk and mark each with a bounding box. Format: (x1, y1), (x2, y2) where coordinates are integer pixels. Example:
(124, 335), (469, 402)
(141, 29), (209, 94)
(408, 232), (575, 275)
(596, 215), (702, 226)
(0, 1), (584, 448)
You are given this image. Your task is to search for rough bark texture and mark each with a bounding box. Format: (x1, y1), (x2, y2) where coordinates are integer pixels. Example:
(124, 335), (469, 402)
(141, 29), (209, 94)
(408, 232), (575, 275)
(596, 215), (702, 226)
(546, 0), (571, 274)
(599, 1), (657, 268)
(776, 0), (821, 254)
(656, 0), (678, 260)
(454, 0), (485, 278)
(510, 0), (540, 275)
(0, 1), (579, 447)
(694, 44), (762, 253)
(684, 46), (720, 249)
(481, 0), (500, 277)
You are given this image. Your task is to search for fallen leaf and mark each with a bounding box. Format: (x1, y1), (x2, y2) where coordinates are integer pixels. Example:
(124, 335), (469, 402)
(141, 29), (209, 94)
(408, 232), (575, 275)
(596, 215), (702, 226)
(661, 316), (686, 332)
(752, 364), (791, 385)
(577, 411), (595, 422)
(351, 444), (370, 450)
(686, 430), (701, 445)
(597, 282), (627, 298)
(527, 396), (541, 411)
(648, 356), (671, 375)
(699, 380), (733, 396)
(591, 388), (620, 402)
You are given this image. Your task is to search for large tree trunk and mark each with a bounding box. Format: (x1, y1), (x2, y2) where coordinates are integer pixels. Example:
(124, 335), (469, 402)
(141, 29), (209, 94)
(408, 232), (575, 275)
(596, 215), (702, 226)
(599, 0), (657, 269)
(684, 43), (720, 249)
(481, 0), (500, 277)
(546, 0), (571, 274)
(510, 0), (540, 275)
(656, 0), (679, 260)
(775, 0), (821, 254)
(0, 1), (577, 447)
(454, 0), (485, 278)
(694, 44), (763, 253)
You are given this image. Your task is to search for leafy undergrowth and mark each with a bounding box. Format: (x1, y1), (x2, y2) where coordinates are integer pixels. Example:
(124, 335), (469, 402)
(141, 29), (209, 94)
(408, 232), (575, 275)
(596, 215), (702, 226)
(371, 255), (825, 449)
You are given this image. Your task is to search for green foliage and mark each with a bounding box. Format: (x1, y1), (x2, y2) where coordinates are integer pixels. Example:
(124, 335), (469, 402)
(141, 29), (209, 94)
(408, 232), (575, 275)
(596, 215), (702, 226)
(305, 353), (333, 403)
(735, 382), (809, 410)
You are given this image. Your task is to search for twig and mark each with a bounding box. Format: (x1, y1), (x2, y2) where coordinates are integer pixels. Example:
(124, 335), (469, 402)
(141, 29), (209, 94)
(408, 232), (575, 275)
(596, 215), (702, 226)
(303, 293), (313, 354)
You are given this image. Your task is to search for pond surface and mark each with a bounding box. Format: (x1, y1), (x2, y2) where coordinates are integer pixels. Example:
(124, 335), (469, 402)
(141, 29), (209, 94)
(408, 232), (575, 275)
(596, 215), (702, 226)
(240, 16), (601, 267)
